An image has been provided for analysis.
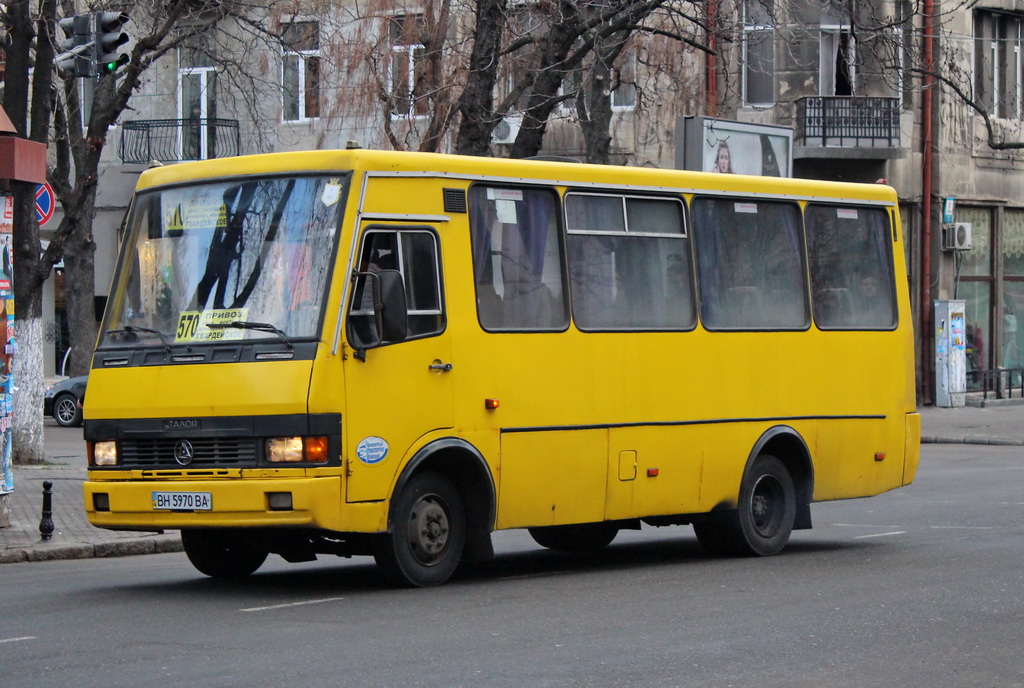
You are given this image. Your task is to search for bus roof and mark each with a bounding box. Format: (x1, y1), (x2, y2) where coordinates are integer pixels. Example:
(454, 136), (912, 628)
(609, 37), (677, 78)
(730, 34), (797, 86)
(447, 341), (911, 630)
(135, 149), (898, 205)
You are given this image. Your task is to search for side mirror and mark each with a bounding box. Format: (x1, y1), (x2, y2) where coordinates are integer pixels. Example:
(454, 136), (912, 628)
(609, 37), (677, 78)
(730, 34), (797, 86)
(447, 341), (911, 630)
(349, 269), (408, 359)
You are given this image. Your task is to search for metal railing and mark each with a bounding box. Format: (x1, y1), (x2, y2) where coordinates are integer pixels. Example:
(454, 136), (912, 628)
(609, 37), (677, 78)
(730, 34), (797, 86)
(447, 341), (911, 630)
(796, 96), (901, 148)
(967, 368), (1024, 400)
(119, 118), (241, 164)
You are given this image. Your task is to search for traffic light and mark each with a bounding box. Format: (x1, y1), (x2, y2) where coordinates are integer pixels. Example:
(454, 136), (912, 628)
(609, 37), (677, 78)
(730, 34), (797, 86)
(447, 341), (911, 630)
(56, 14), (95, 78)
(94, 12), (130, 74)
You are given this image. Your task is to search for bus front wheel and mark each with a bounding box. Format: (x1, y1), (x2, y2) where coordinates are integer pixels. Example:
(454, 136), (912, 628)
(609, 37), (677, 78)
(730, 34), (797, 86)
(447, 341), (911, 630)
(693, 454), (796, 557)
(181, 529), (268, 578)
(375, 471), (466, 587)
(528, 523), (619, 553)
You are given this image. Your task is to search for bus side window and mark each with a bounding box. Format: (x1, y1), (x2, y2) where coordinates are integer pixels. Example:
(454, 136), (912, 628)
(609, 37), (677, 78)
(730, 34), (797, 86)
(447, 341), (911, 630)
(469, 186), (568, 332)
(566, 193), (694, 331)
(692, 198), (807, 330)
(806, 205), (896, 330)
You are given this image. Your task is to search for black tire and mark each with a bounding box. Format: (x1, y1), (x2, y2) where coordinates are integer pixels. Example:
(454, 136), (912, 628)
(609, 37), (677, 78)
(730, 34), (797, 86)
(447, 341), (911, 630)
(53, 393), (82, 427)
(374, 472), (466, 587)
(528, 522), (619, 553)
(181, 529), (268, 579)
(694, 454), (796, 557)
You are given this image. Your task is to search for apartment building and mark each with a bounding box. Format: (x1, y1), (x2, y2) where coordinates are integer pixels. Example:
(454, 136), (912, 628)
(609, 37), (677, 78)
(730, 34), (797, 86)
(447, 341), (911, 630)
(65, 0), (1024, 400)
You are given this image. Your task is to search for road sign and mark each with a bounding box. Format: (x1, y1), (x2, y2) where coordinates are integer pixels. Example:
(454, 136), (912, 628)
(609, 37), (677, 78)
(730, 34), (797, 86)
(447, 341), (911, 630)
(36, 182), (55, 226)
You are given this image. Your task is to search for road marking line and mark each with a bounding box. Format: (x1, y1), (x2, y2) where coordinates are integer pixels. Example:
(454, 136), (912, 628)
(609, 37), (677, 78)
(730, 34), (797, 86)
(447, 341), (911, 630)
(833, 523), (903, 528)
(0, 636), (37, 645)
(930, 525), (995, 530)
(240, 597), (346, 613)
(853, 531), (906, 539)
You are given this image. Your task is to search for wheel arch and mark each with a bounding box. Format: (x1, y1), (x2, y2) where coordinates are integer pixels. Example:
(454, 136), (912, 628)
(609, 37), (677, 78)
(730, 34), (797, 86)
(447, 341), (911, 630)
(390, 437), (496, 561)
(745, 425), (814, 530)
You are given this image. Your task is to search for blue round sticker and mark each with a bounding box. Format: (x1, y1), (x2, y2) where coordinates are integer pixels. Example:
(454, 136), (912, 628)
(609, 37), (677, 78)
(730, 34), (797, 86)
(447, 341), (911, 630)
(356, 436), (389, 464)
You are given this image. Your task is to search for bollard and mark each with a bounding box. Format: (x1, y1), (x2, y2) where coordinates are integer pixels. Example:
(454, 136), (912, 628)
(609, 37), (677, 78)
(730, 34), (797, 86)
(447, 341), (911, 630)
(39, 480), (54, 541)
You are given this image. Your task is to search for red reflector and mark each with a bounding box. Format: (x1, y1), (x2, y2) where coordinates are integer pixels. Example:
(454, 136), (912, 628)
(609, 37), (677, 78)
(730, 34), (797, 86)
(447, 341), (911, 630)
(875, 453), (885, 462)
(647, 468), (659, 477)
(485, 398), (500, 410)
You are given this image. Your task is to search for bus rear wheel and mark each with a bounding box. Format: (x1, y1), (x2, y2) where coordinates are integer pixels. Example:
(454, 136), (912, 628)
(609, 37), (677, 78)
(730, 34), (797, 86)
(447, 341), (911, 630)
(693, 454), (796, 557)
(528, 523), (619, 553)
(374, 471), (466, 587)
(181, 529), (268, 578)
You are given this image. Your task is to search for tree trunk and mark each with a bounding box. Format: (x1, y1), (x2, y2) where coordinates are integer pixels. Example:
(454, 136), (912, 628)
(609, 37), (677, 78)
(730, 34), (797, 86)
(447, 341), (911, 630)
(455, 0), (506, 156)
(11, 182), (46, 466)
(63, 209), (99, 377)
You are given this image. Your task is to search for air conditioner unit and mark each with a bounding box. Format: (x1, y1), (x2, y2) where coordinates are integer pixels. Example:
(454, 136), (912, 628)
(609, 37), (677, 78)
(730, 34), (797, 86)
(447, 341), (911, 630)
(942, 222), (973, 251)
(491, 115), (522, 145)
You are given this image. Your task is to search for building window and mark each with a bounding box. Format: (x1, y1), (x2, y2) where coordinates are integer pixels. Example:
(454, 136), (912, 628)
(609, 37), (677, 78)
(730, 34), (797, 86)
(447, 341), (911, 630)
(820, 7), (855, 96)
(388, 14), (430, 118)
(282, 21), (320, 122)
(974, 10), (1024, 119)
(611, 53), (637, 110)
(742, 0), (775, 106)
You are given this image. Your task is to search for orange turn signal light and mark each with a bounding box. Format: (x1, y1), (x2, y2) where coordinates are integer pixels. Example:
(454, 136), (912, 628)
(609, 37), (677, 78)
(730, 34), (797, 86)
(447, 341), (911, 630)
(304, 436), (329, 463)
(485, 398), (500, 410)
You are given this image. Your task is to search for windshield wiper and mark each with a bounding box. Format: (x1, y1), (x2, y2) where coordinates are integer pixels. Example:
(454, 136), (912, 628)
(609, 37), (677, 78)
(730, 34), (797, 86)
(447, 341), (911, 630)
(206, 320), (293, 349)
(105, 325), (171, 352)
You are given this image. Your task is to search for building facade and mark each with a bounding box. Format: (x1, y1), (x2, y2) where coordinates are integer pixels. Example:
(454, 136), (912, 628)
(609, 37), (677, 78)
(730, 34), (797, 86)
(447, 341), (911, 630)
(64, 0), (1024, 401)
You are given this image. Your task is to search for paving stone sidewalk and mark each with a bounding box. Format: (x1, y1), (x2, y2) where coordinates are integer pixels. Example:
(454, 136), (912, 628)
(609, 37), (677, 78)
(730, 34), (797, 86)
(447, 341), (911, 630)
(1, 403), (1021, 564)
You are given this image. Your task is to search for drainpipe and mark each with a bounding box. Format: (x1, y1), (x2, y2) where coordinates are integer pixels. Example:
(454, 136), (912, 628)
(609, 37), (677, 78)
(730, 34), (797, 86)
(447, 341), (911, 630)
(921, 0), (935, 404)
(706, 0), (718, 117)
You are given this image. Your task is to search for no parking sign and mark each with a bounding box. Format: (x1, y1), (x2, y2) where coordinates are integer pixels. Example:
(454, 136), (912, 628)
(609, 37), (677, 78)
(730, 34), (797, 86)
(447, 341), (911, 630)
(36, 182), (55, 226)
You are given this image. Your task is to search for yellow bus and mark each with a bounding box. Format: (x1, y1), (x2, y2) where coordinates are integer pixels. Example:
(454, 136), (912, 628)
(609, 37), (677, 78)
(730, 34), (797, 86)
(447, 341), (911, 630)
(84, 150), (919, 586)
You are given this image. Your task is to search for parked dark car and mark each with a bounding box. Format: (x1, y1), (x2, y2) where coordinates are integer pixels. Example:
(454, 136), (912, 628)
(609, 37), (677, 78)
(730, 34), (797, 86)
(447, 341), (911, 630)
(44, 376), (88, 427)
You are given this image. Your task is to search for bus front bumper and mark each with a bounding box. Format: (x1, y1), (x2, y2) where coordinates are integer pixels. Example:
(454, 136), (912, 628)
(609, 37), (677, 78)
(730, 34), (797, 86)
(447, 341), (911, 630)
(83, 476), (382, 533)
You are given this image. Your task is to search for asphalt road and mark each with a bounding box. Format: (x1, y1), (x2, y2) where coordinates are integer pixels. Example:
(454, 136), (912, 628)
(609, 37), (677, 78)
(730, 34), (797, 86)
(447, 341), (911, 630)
(1, 444), (1022, 688)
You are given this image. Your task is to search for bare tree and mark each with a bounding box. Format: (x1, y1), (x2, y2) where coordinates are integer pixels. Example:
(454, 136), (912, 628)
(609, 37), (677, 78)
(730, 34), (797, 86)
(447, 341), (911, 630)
(1, 0), (291, 463)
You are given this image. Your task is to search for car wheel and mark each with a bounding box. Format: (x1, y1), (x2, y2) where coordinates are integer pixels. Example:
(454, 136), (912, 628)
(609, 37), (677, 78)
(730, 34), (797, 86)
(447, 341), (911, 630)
(53, 393), (83, 427)
(374, 471), (466, 587)
(693, 454), (796, 557)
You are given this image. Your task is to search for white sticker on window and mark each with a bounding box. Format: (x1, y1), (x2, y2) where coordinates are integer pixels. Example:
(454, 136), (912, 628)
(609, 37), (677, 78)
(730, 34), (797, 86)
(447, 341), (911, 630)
(321, 181), (342, 207)
(837, 208), (859, 220)
(495, 199), (518, 225)
(488, 188), (524, 202)
(734, 202), (758, 214)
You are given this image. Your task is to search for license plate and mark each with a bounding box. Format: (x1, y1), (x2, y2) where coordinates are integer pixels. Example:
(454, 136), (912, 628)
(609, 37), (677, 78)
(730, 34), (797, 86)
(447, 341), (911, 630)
(152, 491), (212, 511)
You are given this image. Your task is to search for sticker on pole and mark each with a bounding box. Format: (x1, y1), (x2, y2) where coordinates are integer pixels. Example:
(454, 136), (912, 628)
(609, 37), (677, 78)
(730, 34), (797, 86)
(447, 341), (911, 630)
(355, 436), (389, 465)
(36, 182), (55, 227)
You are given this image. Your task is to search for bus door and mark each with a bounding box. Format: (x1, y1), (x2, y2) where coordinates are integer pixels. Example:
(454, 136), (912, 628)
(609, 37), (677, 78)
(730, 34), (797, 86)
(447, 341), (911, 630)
(343, 224), (453, 503)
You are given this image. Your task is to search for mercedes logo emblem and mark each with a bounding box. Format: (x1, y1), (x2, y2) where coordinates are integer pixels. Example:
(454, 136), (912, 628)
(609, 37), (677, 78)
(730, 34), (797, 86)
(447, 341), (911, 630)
(174, 440), (195, 466)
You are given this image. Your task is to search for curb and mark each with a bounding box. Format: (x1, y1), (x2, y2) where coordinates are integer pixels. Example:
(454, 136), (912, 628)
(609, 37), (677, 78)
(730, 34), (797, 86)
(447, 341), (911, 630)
(921, 435), (1024, 446)
(0, 535), (182, 564)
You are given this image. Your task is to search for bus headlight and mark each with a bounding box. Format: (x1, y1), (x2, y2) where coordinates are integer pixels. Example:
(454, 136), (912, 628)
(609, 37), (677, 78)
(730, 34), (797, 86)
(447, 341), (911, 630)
(266, 436), (328, 464)
(92, 441), (118, 466)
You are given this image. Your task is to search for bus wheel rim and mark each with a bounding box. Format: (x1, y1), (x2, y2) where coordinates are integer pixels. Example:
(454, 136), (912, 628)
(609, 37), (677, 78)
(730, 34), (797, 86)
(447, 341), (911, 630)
(750, 474), (785, 538)
(406, 494), (450, 566)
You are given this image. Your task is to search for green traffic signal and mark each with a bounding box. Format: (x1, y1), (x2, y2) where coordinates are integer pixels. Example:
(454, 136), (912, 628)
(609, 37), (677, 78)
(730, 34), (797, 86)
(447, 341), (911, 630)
(94, 11), (130, 74)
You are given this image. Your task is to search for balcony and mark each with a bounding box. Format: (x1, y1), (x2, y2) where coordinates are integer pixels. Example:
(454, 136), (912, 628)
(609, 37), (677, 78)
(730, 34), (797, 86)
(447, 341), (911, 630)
(119, 118), (241, 164)
(796, 96), (901, 148)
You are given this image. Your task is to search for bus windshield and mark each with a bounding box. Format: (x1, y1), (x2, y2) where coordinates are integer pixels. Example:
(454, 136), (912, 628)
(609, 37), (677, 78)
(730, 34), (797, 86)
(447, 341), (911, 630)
(100, 174), (346, 347)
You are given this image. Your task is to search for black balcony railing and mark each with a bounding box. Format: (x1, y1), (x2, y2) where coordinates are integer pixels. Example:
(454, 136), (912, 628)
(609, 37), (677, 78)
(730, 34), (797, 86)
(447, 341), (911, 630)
(796, 96), (901, 148)
(119, 118), (241, 164)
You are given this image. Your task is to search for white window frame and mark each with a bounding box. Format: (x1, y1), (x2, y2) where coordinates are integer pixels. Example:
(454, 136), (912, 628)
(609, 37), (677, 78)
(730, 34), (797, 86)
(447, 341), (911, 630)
(281, 22), (320, 123)
(611, 52), (637, 111)
(819, 24), (856, 96)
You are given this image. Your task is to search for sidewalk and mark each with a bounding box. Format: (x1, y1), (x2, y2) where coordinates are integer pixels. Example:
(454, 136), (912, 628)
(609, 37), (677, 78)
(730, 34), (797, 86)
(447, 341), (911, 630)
(2, 404), (1022, 564)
